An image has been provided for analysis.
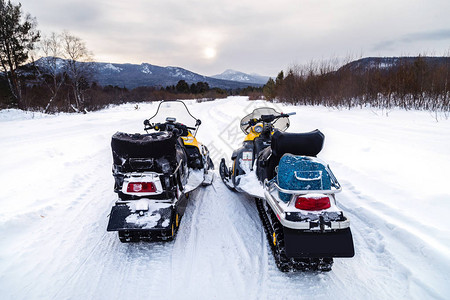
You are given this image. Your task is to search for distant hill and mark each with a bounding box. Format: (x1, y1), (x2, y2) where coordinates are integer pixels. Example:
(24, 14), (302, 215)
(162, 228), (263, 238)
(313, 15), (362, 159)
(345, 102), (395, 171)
(338, 56), (450, 73)
(33, 57), (263, 90)
(211, 69), (269, 85)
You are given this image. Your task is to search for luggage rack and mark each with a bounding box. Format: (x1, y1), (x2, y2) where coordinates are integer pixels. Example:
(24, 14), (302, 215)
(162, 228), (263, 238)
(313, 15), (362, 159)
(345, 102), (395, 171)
(266, 181), (342, 195)
(264, 164), (342, 196)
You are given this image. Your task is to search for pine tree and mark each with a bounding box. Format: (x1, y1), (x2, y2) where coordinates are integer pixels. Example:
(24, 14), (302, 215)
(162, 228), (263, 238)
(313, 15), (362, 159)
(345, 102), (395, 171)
(176, 80), (189, 93)
(263, 78), (276, 100)
(0, 0), (40, 108)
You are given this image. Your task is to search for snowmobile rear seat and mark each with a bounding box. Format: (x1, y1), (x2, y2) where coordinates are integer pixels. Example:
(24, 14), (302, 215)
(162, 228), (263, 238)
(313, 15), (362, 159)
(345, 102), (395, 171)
(256, 130), (325, 182)
(111, 131), (178, 173)
(277, 154), (332, 202)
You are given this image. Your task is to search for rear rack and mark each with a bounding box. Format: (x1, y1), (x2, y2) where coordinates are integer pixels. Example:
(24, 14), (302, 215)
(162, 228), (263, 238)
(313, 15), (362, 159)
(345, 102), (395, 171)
(264, 163), (342, 195)
(266, 180), (342, 195)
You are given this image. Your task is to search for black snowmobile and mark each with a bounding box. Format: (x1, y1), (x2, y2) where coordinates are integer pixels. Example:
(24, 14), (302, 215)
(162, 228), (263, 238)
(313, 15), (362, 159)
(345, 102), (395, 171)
(107, 100), (214, 242)
(219, 107), (354, 271)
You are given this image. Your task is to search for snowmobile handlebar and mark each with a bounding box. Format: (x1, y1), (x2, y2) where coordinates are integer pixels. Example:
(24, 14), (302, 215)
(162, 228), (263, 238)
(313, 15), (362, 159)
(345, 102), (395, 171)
(241, 112), (295, 126)
(143, 119), (196, 135)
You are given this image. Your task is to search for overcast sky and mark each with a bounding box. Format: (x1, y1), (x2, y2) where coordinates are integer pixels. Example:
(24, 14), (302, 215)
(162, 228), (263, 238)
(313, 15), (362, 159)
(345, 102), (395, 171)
(20, 0), (450, 77)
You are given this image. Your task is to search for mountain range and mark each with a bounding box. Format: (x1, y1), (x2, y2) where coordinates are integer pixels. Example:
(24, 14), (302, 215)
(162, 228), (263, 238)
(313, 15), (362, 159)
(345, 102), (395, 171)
(211, 69), (269, 85)
(32, 56), (449, 90)
(34, 57), (268, 89)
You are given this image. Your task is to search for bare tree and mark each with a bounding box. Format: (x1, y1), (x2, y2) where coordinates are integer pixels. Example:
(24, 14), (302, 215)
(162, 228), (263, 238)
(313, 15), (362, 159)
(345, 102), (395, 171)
(61, 30), (94, 112)
(35, 32), (65, 112)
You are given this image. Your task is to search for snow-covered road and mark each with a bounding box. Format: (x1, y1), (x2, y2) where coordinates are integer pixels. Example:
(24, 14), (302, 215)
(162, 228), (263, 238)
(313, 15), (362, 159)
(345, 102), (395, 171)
(1, 97), (449, 300)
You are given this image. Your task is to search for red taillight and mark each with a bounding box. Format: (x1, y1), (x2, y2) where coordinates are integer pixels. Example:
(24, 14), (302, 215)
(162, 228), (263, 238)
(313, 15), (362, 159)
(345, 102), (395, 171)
(295, 196), (331, 211)
(127, 182), (156, 193)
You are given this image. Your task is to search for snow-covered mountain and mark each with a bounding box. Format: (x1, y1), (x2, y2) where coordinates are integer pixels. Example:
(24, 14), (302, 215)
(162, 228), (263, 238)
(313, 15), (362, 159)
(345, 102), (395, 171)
(211, 69), (269, 84)
(33, 57), (264, 89)
(338, 56), (450, 73)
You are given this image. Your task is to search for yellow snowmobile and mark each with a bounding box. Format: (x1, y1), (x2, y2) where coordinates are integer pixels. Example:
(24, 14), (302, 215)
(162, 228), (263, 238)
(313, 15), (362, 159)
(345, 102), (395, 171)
(107, 100), (213, 242)
(219, 107), (354, 271)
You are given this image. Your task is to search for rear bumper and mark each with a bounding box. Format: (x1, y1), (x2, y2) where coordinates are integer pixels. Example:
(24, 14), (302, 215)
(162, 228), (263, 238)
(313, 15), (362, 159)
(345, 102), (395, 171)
(284, 227), (355, 258)
(264, 189), (350, 230)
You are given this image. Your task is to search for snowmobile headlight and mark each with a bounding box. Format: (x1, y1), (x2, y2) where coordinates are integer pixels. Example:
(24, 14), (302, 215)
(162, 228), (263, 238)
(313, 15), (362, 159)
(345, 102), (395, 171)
(254, 125), (263, 133)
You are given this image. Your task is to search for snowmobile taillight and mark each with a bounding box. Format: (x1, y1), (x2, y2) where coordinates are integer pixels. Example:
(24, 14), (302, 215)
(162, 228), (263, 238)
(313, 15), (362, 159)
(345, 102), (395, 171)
(127, 182), (157, 193)
(295, 196), (331, 211)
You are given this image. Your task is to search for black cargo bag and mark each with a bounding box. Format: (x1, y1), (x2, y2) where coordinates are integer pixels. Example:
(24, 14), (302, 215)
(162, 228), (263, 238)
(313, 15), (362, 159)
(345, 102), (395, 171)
(111, 131), (178, 173)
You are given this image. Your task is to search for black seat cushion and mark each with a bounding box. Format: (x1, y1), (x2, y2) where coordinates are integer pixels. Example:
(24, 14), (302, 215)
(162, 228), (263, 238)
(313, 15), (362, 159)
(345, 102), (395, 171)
(271, 129), (324, 158)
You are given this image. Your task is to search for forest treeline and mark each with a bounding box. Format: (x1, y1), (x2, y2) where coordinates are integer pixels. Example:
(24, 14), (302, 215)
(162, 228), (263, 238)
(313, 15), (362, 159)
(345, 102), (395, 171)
(0, 66), (234, 112)
(263, 56), (450, 112)
(0, 73), (232, 112)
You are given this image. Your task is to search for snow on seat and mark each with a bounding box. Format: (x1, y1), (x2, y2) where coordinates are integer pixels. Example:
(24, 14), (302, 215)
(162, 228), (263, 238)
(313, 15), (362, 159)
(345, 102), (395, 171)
(276, 154), (332, 202)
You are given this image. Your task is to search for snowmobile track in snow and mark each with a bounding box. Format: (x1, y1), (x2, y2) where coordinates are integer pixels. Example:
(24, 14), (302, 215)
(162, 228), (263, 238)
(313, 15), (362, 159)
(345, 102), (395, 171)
(170, 179), (269, 300)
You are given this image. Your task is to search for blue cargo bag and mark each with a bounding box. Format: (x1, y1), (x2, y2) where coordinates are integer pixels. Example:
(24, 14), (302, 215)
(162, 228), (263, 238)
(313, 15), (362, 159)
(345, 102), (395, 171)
(277, 154), (331, 202)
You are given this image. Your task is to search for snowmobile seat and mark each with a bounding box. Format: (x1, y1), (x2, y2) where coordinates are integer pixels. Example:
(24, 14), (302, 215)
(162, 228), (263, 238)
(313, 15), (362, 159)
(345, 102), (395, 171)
(256, 130), (325, 182)
(271, 129), (324, 159)
(111, 131), (179, 173)
(277, 154), (332, 202)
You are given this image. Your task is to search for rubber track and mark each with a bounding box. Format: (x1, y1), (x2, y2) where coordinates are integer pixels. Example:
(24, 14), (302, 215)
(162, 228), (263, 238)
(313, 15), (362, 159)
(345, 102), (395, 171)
(255, 198), (333, 272)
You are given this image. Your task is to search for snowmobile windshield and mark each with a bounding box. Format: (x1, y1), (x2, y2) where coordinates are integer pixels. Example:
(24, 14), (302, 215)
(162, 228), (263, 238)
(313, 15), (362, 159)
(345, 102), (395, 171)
(148, 100), (199, 128)
(240, 107), (290, 134)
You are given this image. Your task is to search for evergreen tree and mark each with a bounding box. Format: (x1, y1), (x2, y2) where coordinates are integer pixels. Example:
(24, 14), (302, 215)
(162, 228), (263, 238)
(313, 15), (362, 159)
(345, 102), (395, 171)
(275, 70), (284, 88)
(176, 80), (189, 93)
(263, 78), (276, 100)
(0, 0), (39, 108)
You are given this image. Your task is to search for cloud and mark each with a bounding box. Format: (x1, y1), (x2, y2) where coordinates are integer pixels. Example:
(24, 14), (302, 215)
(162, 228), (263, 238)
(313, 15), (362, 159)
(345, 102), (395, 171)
(20, 0), (450, 75)
(373, 29), (450, 51)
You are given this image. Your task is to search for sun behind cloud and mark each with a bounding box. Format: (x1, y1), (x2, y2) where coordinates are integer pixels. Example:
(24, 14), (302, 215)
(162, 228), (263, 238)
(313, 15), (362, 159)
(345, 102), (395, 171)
(203, 47), (217, 59)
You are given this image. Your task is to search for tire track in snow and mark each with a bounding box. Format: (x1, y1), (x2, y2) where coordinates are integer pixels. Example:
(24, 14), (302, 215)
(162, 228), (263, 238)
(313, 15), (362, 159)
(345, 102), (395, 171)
(46, 149), (175, 300)
(333, 179), (448, 299)
(1, 135), (175, 300)
(170, 177), (268, 300)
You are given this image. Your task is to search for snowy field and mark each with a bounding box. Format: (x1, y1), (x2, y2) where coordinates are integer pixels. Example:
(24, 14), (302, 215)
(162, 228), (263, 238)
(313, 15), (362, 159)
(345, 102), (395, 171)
(0, 96), (449, 300)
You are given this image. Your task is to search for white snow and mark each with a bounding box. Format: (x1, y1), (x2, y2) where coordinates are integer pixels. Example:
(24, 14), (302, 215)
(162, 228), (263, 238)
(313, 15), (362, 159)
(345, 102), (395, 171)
(167, 66), (185, 78)
(102, 63), (122, 72)
(183, 168), (206, 193)
(236, 159), (265, 198)
(1, 96), (450, 300)
(125, 211), (160, 229)
(141, 64), (152, 74)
